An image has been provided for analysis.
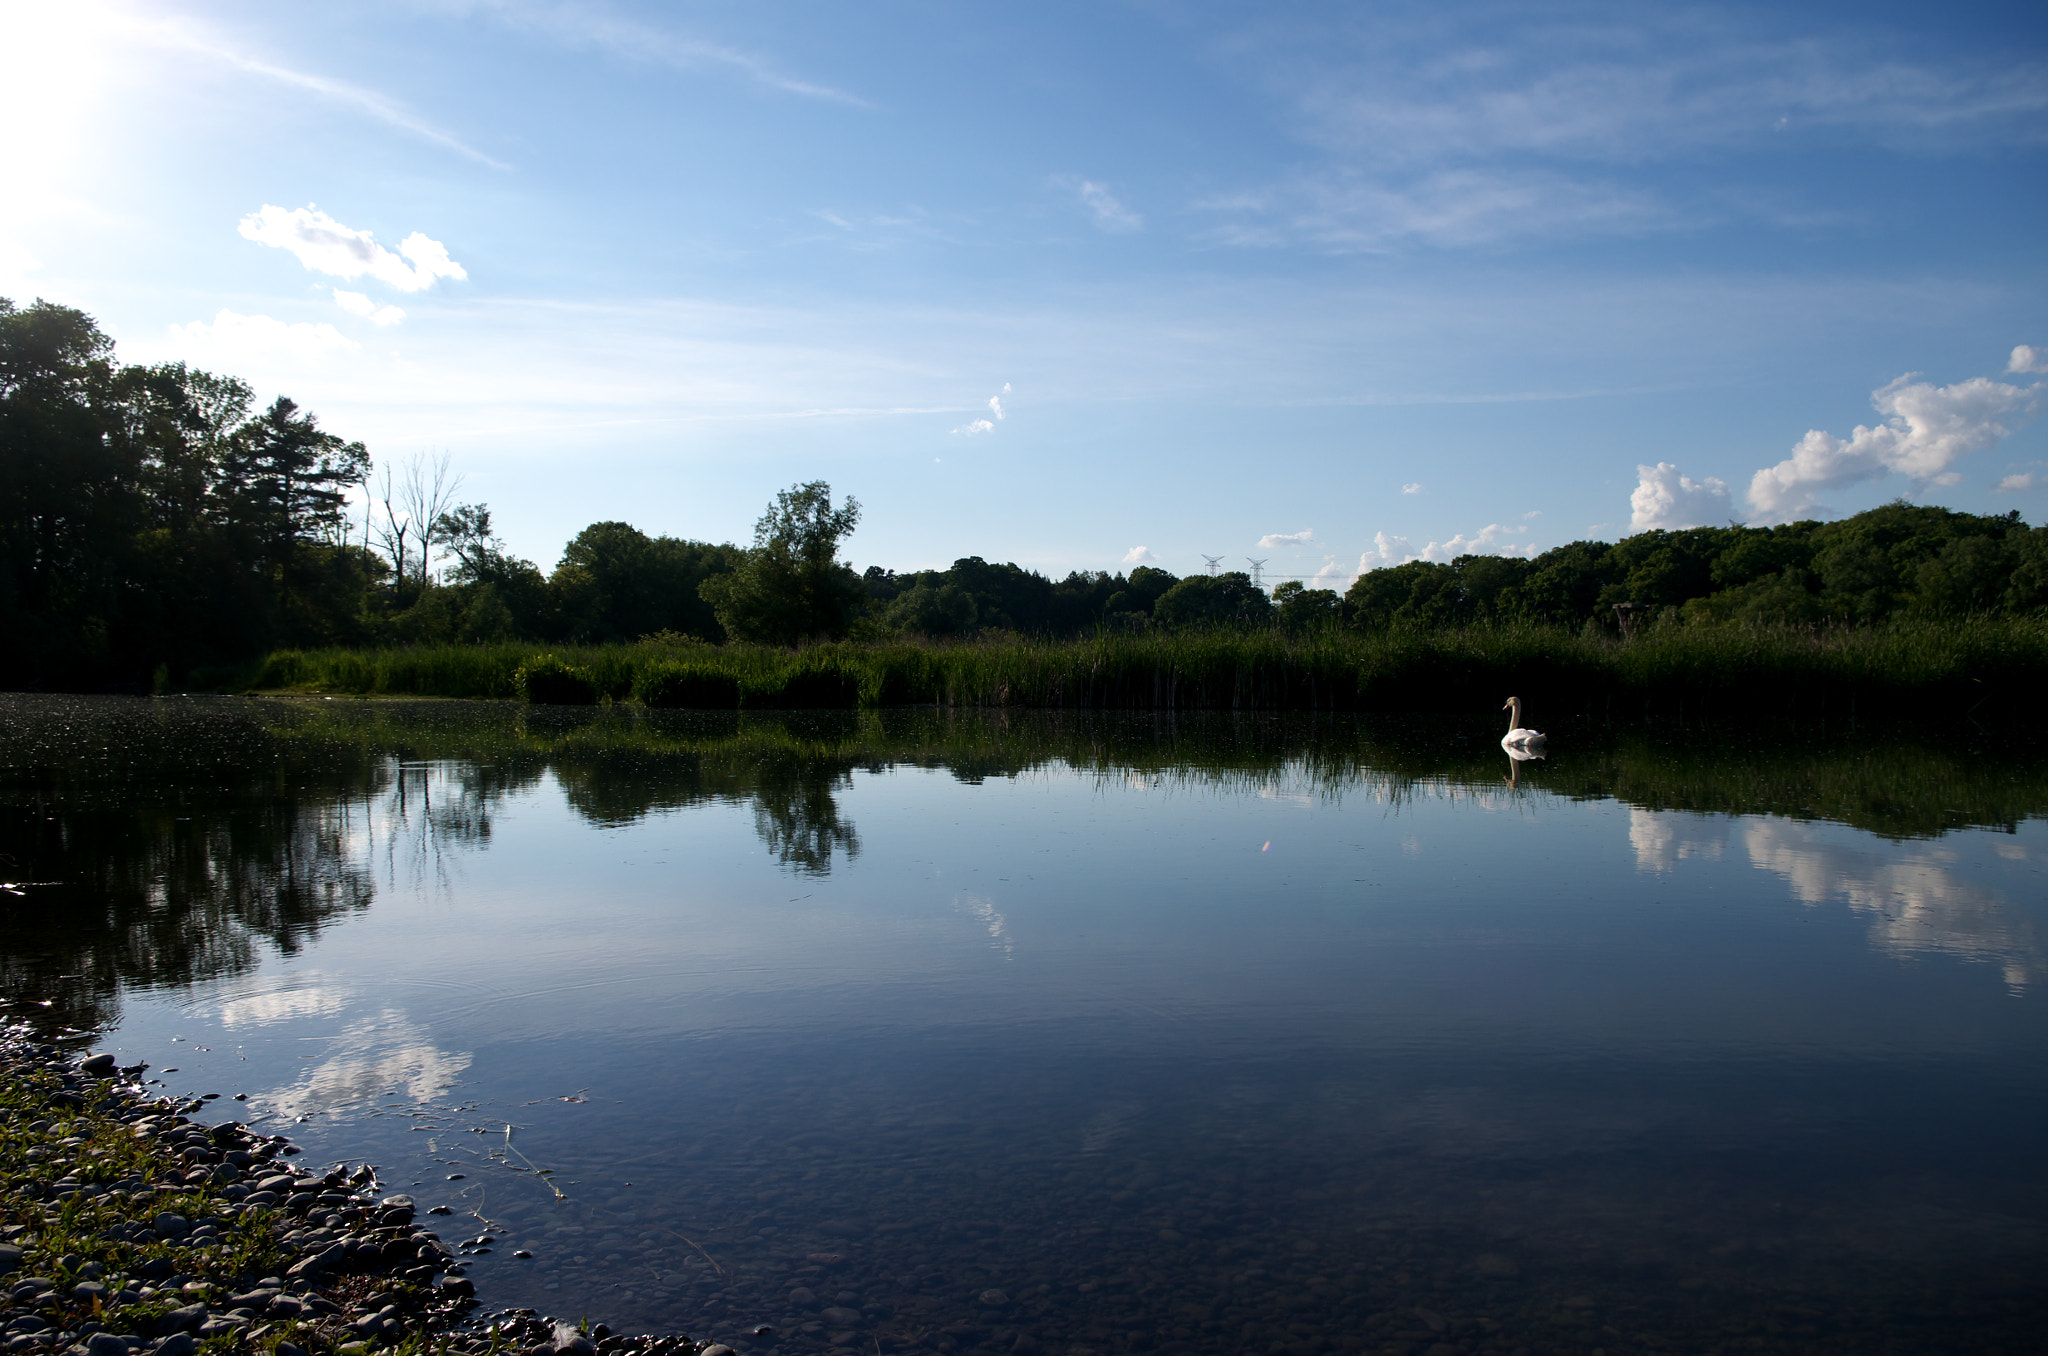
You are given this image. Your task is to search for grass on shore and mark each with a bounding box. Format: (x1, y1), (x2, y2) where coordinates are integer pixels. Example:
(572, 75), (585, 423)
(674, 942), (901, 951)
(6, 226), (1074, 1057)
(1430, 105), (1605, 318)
(244, 617), (2048, 720)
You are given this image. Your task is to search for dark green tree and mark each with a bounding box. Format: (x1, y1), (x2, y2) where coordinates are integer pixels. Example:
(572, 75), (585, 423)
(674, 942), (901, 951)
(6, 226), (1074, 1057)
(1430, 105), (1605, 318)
(699, 481), (865, 643)
(1153, 571), (1274, 627)
(1273, 580), (1343, 631)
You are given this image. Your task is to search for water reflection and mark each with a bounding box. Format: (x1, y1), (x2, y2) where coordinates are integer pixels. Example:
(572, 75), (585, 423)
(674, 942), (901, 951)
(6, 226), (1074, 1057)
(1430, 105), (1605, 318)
(1743, 818), (2041, 992)
(4, 696), (2047, 1352)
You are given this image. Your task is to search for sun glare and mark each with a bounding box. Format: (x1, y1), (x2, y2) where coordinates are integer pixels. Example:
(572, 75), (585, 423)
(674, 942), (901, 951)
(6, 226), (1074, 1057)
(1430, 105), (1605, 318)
(0, 0), (121, 186)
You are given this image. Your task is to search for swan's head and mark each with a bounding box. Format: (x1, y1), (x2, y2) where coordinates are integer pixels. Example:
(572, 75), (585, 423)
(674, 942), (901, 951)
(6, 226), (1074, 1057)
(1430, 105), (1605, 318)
(1502, 696), (1519, 711)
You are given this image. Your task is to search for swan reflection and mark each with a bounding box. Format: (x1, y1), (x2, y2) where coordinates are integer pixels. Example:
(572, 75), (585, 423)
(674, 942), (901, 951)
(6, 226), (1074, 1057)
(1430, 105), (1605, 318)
(1504, 744), (1543, 789)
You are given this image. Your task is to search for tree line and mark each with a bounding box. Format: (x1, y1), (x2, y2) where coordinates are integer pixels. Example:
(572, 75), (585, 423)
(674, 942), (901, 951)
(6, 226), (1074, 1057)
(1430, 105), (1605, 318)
(5, 296), (2046, 691)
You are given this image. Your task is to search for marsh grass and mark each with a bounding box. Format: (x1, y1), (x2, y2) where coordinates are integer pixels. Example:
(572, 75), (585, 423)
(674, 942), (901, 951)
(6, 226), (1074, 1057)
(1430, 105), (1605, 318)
(252, 617), (2048, 721)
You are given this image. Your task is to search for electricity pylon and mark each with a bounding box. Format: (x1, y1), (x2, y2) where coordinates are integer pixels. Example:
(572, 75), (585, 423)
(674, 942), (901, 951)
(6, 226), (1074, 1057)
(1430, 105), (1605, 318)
(1201, 555), (1224, 576)
(1246, 558), (1268, 588)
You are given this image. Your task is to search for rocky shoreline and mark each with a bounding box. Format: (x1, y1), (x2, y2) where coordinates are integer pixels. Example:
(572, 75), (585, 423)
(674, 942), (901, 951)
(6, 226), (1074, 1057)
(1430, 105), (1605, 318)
(0, 1031), (709, 1356)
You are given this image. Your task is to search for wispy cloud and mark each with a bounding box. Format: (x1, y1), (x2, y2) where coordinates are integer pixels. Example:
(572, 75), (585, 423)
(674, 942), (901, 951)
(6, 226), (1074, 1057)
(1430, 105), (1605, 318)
(1257, 528), (1314, 549)
(1630, 462), (1731, 532)
(125, 11), (509, 167)
(461, 0), (865, 105)
(1122, 546), (1158, 565)
(1201, 8), (2047, 253)
(953, 419), (994, 436)
(241, 205), (467, 293)
(1275, 10), (2048, 164)
(1996, 472), (2039, 494)
(1200, 167), (1666, 252)
(1402, 482), (1423, 494)
(1058, 177), (1144, 233)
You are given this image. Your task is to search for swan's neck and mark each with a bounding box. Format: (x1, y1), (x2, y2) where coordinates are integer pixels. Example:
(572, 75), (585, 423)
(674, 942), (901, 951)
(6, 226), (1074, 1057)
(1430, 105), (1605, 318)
(1506, 699), (1521, 731)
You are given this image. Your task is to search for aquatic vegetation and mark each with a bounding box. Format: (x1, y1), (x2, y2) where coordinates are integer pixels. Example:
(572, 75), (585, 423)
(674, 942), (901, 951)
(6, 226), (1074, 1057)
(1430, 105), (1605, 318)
(251, 617), (2048, 720)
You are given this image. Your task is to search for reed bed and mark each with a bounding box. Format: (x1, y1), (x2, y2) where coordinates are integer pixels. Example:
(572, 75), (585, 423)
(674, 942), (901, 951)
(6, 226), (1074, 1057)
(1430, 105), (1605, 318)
(250, 616), (2048, 721)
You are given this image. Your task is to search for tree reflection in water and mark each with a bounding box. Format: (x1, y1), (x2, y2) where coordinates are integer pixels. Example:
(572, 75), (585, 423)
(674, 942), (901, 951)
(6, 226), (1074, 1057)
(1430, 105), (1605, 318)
(5, 694), (2047, 1033)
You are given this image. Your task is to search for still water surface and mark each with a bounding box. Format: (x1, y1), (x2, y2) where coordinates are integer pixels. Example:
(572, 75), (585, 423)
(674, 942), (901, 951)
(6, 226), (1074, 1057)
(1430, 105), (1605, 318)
(3, 695), (2045, 1354)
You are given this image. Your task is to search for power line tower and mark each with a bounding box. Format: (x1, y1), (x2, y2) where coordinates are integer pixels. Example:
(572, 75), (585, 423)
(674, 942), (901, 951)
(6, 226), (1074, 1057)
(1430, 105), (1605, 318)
(1245, 558), (1269, 588)
(1201, 555), (1224, 576)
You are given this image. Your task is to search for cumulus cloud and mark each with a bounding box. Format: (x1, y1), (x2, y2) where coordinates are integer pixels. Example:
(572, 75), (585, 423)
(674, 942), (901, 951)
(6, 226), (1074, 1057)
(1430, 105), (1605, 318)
(239, 204), (467, 293)
(1997, 472), (2040, 494)
(1746, 370), (2041, 521)
(1123, 546), (1159, 565)
(1355, 522), (1533, 572)
(1065, 179), (1143, 233)
(1310, 557), (1351, 589)
(168, 309), (357, 364)
(1402, 482), (1423, 494)
(1257, 528), (1315, 549)
(1630, 462), (1732, 531)
(333, 288), (405, 326)
(954, 382), (1011, 435)
(2009, 345), (2047, 374)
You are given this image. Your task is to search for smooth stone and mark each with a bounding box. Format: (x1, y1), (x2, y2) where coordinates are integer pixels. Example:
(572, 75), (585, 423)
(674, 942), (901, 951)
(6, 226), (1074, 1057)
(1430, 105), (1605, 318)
(979, 1290), (1010, 1307)
(787, 1288), (817, 1306)
(821, 1307), (861, 1327)
(153, 1335), (197, 1356)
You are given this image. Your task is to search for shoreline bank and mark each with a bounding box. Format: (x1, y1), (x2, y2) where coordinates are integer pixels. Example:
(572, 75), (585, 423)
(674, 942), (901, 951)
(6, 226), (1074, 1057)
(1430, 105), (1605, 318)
(0, 1031), (704, 1356)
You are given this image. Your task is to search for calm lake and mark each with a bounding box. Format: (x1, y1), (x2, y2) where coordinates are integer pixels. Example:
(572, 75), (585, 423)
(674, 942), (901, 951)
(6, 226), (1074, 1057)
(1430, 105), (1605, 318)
(3, 695), (2044, 1355)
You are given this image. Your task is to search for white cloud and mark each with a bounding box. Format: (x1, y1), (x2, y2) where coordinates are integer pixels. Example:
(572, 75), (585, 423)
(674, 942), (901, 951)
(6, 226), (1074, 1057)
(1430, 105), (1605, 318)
(1630, 462), (1732, 531)
(333, 288), (405, 326)
(1355, 522), (1533, 572)
(168, 308), (358, 364)
(988, 394), (1005, 420)
(1745, 370), (2041, 522)
(1401, 482), (1423, 494)
(1122, 546), (1158, 565)
(1522, 509), (1541, 519)
(239, 205), (467, 293)
(1310, 557), (1351, 589)
(1997, 472), (2039, 494)
(1258, 528), (1315, 549)
(1068, 179), (1143, 233)
(2011, 345), (2048, 375)
(953, 418), (994, 436)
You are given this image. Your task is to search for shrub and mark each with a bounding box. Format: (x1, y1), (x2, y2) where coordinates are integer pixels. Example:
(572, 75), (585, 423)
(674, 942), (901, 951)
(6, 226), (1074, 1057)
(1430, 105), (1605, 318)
(634, 661), (741, 708)
(515, 653), (598, 705)
(741, 665), (862, 709)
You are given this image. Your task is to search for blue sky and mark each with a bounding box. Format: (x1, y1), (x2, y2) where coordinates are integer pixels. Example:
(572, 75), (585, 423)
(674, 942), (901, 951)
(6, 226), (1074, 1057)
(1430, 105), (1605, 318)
(3, 0), (2043, 584)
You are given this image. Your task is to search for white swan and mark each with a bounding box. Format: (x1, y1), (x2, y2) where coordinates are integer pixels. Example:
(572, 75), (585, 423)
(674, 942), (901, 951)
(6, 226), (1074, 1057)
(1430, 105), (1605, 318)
(1501, 695), (1547, 752)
